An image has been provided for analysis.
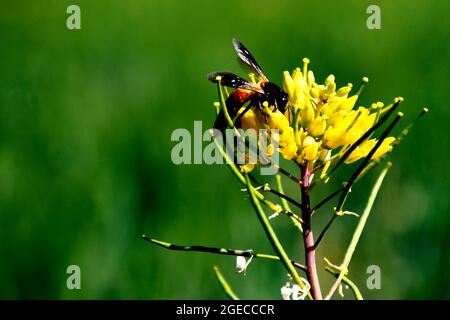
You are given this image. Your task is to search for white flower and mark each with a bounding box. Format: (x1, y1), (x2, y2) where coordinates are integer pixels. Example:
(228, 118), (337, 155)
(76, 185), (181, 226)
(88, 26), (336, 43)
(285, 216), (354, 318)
(291, 285), (302, 300)
(280, 283), (292, 300)
(280, 278), (310, 300)
(236, 256), (247, 273)
(236, 255), (253, 274)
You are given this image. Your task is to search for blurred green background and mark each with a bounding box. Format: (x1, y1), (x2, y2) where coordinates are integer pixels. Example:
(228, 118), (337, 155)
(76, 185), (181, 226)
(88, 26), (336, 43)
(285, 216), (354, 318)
(0, 0), (448, 299)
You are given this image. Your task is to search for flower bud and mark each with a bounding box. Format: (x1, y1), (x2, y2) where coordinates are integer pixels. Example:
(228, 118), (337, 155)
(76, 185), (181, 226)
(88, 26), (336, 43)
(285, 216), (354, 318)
(336, 83), (353, 97)
(301, 136), (319, 161)
(283, 71), (295, 97)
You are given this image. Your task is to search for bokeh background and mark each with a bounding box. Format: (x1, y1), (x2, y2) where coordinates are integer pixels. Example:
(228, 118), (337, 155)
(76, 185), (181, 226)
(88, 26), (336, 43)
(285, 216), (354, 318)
(0, 0), (448, 299)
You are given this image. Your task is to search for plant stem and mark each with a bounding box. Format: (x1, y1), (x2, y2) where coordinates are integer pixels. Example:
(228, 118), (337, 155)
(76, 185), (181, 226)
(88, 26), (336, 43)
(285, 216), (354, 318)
(311, 186), (343, 214)
(213, 266), (239, 300)
(313, 112), (403, 250)
(211, 136), (296, 219)
(313, 214), (337, 250)
(300, 164), (322, 300)
(275, 165), (302, 185)
(324, 162), (391, 300)
(245, 173), (312, 299)
(336, 113), (402, 213)
(248, 174), (302, 210)
(275, 174), (303, 233)
(325, 267), (363, 300)
(142, 235), (307, 272)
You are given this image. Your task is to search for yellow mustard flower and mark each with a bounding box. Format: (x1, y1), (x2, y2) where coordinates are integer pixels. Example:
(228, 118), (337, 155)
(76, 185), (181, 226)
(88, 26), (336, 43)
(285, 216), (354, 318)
(344, 137), (396, 164)
(263, 107), (298, 161)
(222, 56), (401, 172)
(301, 136), (320, 161)
(323, 107), (376, 149)
(237, 103), (298, 165)
(282, 60), (396, 167)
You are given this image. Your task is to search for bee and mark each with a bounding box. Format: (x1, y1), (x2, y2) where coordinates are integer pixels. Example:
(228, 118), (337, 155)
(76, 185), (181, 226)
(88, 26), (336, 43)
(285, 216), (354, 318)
(208, 39), (289, 132)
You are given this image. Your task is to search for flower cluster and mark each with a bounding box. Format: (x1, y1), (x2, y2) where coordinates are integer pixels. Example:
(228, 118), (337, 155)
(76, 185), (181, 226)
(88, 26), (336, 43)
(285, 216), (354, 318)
(240, 58), (398, 175)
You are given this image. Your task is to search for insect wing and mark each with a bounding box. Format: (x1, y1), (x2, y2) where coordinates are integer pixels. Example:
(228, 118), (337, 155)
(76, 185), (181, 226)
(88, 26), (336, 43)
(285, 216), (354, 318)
(232, 39), (268, 82)
(208, 71), (264, 94)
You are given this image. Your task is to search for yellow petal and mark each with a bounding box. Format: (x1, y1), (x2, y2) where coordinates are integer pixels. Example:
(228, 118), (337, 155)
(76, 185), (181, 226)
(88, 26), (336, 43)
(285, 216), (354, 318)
(323, 127), (347, 149)
(283, 71), (295, 97)
(307, 116), (326, 137)
(344, 137), (396, 164)
(240, 163), (255, 173)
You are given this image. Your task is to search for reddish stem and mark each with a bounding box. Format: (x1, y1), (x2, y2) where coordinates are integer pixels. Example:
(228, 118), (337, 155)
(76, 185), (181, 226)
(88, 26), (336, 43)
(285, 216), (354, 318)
(300, 164), (323, 300)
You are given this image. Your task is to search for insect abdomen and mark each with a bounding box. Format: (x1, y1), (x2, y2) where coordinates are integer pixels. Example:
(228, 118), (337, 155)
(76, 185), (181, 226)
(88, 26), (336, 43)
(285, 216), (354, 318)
(213, 89), (253, 132)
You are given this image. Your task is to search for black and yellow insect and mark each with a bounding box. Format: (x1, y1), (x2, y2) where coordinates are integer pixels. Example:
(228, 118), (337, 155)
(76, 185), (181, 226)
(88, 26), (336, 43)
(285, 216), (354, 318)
(208, 39), (289, 132)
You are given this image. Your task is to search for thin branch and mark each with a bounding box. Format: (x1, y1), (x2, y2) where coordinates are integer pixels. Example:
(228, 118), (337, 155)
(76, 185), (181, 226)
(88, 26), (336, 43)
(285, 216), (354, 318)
(249, 175), (302, 209)
(244, 173), (312, 299)
(142, 236), (307, 272)
(313, 214), (337, 250)
(325, 267), (363, 300)
(213, 266), (239, 300)
(275, 174), (303, 233)
(325, 161), (391, 300)
(311, 104), (424, 215)
(268, 186), (303, 209)
(314, 112), (403, 250)
(211, 136), (292, 219)
(335, 112), (403, 212)
(247, 175), (303, 224)
(274, 174), (293, 211)
(276, 165), (302, 185)
(357, 107), (429, 179)
(311, 185), (344, 214)
(282, 210), (304, 225)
